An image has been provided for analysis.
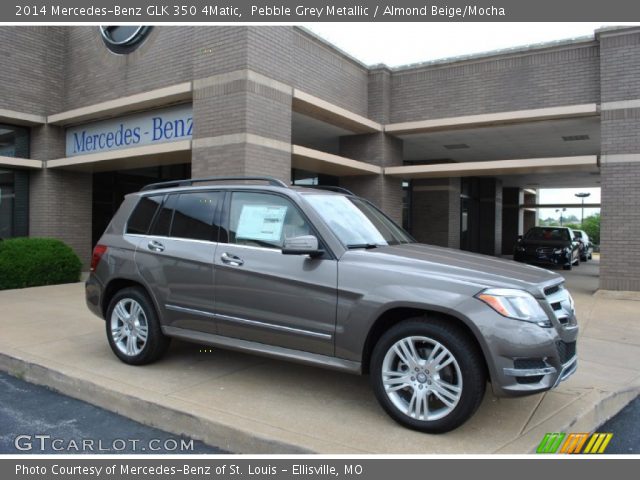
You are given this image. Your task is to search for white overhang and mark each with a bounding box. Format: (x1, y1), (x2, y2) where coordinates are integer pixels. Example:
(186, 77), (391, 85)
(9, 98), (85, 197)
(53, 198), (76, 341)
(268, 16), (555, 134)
(0, 108), (46, 126)
(47, 82), (192, 126)
(0, 156), (43, 169)
(385, 104), (599, 135)
(292, 145), (382, 176)
(385, 155), (599, 179)
(46, 140), (191, 172)
(292, 90), (382, 134)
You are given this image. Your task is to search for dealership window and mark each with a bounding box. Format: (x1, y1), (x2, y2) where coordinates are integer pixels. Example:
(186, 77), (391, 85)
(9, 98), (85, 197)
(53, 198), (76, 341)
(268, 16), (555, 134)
(0, 123), (30, 158)
(0, 170), (29, 239)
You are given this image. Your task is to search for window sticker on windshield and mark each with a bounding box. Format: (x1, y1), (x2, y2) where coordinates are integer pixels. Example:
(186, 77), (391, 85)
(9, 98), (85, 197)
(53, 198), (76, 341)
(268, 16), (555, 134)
(236, 205), (288, 242)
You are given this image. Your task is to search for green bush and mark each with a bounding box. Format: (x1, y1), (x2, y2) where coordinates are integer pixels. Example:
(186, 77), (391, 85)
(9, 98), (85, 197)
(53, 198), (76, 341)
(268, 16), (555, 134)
(0, 237), (82, 290)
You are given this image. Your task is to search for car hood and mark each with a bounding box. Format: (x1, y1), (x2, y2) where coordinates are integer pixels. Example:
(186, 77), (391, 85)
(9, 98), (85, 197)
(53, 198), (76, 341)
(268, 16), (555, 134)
(347, 243), (561, 296)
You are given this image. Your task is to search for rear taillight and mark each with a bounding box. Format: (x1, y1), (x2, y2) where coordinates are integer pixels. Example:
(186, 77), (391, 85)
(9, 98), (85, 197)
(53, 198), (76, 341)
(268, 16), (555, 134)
(91, 245), (108, 272)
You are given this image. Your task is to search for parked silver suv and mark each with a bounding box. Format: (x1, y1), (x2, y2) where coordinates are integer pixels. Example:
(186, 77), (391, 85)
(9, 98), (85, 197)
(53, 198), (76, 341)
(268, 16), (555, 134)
(86, 177), (578, 432)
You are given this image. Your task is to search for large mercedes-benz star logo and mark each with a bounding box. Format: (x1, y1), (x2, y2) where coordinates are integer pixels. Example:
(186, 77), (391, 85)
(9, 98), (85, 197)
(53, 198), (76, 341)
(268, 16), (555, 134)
(99, 26), (152, 54)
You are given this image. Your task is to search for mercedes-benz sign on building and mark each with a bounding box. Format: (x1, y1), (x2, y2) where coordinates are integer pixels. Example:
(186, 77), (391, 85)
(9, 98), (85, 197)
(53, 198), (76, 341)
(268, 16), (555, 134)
(0, 26), (638, 291)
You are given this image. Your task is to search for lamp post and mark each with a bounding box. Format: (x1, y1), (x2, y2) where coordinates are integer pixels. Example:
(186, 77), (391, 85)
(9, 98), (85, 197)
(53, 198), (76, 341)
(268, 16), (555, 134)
(556, 208), (567, 226)
(575, 192), (591, 227)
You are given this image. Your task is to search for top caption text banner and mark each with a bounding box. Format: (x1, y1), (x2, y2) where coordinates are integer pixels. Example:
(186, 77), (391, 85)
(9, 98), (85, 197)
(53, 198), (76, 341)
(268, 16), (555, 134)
(4, 0), (640, 22)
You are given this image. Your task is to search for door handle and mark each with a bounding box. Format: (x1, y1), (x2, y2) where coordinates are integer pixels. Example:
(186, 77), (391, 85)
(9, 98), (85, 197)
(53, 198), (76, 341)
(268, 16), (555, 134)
(147, 240), (165, 252)
(221, 252), (244, 266)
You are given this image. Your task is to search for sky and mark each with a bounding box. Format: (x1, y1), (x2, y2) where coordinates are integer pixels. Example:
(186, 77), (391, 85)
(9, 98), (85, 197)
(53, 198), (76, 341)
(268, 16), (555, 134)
(304, 23), (619, 219)
(303, 23), (638, 67)
(538, 188), (600, 222)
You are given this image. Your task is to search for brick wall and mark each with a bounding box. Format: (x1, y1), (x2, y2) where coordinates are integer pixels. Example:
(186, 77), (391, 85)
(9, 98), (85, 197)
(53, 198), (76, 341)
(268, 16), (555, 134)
(411, 178), (461, 248)
(0, 27), (64, 115)
(339, 133), (403, 224)
(599, 28), (640, 291)
(292, 28), (369, 117)
(389, 42), (600, 123)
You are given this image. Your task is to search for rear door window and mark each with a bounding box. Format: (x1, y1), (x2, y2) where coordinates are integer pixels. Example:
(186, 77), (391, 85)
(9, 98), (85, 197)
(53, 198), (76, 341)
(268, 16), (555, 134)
(170, 191), (222, 242)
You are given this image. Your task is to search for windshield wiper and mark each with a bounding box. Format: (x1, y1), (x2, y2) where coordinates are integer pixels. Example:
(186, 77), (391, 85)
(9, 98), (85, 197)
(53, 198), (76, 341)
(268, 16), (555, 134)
(346, 243), (380, 249)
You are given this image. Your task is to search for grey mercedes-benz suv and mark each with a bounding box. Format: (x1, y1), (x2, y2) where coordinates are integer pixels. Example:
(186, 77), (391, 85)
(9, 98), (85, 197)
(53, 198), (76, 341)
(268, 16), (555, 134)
(86, 176), (578, 433)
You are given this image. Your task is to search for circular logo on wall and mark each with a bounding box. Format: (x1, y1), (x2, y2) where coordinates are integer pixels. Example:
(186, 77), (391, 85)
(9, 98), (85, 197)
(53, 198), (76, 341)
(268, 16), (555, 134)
(99, 26), (152, 54)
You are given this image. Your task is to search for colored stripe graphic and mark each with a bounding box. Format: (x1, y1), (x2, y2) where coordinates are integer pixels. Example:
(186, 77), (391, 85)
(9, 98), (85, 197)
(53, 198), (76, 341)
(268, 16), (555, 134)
(559, 433), (589, 454)
(584, 433), (613, 454)
(537, 433), (565, 453)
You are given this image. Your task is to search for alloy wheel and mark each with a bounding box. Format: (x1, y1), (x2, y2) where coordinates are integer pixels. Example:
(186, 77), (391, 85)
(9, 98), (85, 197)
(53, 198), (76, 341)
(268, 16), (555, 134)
(110, 298), (149, 357)
(381, 336), (463, 421)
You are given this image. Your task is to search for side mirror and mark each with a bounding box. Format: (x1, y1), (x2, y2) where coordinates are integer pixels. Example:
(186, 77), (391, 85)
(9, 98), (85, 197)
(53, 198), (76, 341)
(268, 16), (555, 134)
(282, 235), (324, 257)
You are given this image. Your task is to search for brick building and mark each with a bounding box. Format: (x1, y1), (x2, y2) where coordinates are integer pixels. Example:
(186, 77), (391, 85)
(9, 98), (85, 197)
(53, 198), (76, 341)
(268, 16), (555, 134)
(0, 25), (638, 291)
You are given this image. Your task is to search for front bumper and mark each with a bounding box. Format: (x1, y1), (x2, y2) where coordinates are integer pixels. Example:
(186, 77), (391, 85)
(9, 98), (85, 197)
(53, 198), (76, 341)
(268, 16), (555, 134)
(455, 291), (578, 397)
(500, 344), (578, 395)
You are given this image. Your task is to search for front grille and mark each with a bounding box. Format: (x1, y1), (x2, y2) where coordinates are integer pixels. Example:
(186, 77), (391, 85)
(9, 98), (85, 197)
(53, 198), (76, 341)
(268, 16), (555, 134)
(557, 341), (577, 364)
(536, 247), (555, 256)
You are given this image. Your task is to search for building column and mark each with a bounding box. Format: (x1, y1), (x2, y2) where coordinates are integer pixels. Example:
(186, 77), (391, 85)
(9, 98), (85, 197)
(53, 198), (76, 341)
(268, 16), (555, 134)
(338, 67), (404, 225)
(478, 178), (503, 256)
(338, 133), (404, 224)
(29, 124), (93, 267)
(410, 178), (461, 248)
(501, 187), (524, 255)
(191, 27), (293, 183)
(598, 27), (640, 291)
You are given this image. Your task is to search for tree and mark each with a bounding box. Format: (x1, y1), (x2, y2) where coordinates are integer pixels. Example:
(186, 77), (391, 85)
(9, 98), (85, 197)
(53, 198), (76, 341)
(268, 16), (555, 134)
(581, 213), (600, 245)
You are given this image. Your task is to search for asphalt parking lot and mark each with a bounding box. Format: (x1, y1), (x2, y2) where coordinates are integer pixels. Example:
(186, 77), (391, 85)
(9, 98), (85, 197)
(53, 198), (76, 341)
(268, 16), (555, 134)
(0, 371), (222, 454)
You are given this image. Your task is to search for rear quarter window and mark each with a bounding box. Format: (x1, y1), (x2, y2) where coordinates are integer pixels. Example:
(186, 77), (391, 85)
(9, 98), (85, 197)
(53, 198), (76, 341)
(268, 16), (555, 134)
(126, 196), (163, 234)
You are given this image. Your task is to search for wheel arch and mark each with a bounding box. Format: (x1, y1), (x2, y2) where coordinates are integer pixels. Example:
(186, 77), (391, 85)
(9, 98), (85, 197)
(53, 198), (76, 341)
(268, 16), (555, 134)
(361, 306), (490, 379)
(101, 277), (157, 319)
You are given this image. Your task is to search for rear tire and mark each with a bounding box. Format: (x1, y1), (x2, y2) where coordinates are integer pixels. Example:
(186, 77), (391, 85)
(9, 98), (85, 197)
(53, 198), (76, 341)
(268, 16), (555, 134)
(105, 287), (170, 365)
(370, 318), (486, 433)
(563, 264), (572, 271)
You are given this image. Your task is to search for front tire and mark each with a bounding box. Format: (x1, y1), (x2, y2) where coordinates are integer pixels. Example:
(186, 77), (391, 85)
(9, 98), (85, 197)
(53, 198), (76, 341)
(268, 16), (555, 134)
(370, 318), (486, 433)
(106, 287), (170, 365)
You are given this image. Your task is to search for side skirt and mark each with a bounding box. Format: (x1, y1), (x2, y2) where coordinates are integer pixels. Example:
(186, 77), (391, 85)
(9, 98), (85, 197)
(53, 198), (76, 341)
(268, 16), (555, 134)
(162, 326), (362, 374)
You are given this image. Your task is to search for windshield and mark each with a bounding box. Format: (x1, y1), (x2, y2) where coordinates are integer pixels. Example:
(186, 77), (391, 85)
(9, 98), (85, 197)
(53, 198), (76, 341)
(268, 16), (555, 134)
(525, 227), (570, 242)
(303, 194), (414, 247)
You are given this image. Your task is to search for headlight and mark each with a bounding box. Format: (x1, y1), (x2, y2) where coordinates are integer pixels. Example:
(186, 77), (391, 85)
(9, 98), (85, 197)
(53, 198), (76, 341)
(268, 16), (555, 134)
(553, 248), (565, 254)
(476, 288), (551, 327)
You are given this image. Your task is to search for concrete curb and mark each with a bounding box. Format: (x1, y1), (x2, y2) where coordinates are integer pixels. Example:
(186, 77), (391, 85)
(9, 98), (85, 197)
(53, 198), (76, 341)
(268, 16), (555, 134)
(496, 387), (640, 453)
(0, 352), (312, 454)
(2, 349), (638, 454)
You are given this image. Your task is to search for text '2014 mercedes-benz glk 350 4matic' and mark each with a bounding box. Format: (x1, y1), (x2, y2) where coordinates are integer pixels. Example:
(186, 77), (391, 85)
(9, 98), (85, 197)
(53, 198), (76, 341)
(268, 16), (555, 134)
(86, 177), (578, 433)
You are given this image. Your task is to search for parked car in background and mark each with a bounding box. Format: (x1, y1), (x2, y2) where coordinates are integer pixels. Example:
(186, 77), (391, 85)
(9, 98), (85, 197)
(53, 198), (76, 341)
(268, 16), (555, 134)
(86, 177), (578, 433)
(571, 229), (594, 262)
(514, 226), (581, 270)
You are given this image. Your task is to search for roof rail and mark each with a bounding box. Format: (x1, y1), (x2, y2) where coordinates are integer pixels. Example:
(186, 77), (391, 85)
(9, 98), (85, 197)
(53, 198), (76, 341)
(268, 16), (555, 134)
(303, 185), (355, 195)
(140, 176), (289, 192)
